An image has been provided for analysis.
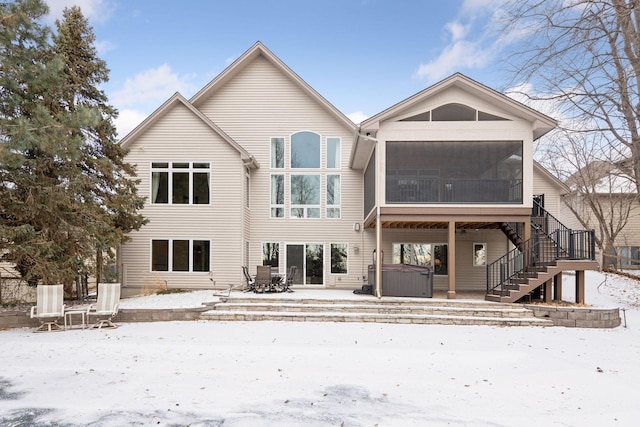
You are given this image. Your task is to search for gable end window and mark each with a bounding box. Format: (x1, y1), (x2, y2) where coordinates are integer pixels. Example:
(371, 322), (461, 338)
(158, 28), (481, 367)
(151, 162), (210, 205)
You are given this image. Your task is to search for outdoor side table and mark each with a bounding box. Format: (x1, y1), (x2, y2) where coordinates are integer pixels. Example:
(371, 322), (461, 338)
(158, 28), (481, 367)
(64, 308), (87, 330)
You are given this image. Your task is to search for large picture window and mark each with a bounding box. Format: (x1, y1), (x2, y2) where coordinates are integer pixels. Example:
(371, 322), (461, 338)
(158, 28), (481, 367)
(392, 243), (448, 275)
(151, 162), (210, 205)
(151, 239), (210, 272)
(290, 174), (320, 218)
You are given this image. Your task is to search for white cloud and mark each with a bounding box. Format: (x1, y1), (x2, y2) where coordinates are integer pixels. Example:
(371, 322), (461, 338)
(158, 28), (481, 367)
(94, 40), (115, 55)
(114, 109), (149, 140)
(414, 0), (526, 82)
(45, 0), (114, 24)
(415, 39), (492, 81)
(347, 111), (368, 125)
(110, 64), (196, 109)
(445, 21), (468, 41)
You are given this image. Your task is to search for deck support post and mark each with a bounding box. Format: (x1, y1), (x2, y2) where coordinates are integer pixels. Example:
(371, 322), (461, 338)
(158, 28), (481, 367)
(553, 273), (563, 301)
(575, 270), (585, 304)
(447, 221), (456, 299)
(543, 279), (552, 303)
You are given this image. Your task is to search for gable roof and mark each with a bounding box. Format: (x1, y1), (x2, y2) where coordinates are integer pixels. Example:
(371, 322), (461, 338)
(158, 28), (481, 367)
(190, 41), (356, 132)
(360, 73), (557, 141)
(119, 92), (259, 168)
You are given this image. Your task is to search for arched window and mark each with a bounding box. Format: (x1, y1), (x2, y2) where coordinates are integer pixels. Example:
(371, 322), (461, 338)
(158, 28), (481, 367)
(291, 131), (320, 168)
(432, 103), (476, 121)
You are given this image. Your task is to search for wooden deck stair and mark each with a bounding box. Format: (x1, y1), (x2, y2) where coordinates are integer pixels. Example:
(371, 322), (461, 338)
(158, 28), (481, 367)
(201, 296), (553, 327)
(485, 259), (598, 303)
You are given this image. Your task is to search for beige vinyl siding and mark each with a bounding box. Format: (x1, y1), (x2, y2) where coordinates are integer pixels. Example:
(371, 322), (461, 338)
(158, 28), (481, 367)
(533, 167), (562, 217)
(121, 103), (245, 292)
(197, 55), (366, 288)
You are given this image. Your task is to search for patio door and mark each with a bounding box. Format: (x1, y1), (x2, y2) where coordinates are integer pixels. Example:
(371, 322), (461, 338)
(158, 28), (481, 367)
(286, 243), (324, 285)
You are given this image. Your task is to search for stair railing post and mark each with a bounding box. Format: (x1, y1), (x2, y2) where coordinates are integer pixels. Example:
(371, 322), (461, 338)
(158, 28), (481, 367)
(500, 263), (506, 296)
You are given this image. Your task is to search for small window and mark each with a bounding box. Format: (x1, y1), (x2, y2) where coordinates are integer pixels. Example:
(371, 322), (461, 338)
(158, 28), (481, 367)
(270, 174), (284, 218)
(271, 137), (284, 168)
(151, 240), (169, 271)
(327, 137), (341, 169)
(331, 243), (348, 274)
(326, 174), (341, 219)
(193, 240), (210, 272)
(262, 243), (279, 267)
(173, 240), (189, 271)
(473, 243), (487, 266)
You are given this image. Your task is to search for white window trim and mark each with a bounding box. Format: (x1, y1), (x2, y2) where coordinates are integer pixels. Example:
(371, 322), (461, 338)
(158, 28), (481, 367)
(270, 136), (285, 169)
(326, 136), (341, 169)
(150, 161), (211, 205)
(270, 173), (285, 219)
(330, 242), (349, 275)
(289, 173), (321, 219)
(473, 242), (487, 267)
(150, 238), (211, 273)
(289, 130), (322, 169)
(326, 173), (341, 219)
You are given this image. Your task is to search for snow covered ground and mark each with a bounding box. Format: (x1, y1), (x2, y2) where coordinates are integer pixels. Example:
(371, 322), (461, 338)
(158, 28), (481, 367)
(1, 270), (639, 426)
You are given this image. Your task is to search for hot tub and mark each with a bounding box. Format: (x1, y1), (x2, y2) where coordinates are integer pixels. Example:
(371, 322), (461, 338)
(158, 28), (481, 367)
(368, 264), (433, 298)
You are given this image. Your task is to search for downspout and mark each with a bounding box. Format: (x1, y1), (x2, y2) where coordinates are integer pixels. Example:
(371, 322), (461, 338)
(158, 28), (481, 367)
(376, 204), (382, 298)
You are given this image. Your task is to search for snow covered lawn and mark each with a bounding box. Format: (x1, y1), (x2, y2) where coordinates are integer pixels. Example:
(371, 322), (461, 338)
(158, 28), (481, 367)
(1, 271), (639, 426)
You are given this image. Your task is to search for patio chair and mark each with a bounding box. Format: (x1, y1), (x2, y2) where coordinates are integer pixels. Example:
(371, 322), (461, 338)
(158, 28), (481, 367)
(242, 266), (256, 292)
(30, 284), (65, 332)
(86, 283), (121, 329)
(283, 266), (297, 293)
(255, 265), (272, 293)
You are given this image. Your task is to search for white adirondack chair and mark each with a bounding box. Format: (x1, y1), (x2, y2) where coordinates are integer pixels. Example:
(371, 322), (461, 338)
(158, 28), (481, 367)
(87, 283), (121, 329)
(30, 284), (65, 332)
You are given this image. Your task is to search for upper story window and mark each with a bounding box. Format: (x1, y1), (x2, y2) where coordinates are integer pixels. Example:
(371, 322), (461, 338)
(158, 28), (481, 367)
(291, 131), (320, 168)
(269, 131), (342, 219)
(271, 137), (284, 168)
(327, 137), (341, 169)
(151, 162), (210, 205)
(399, 103), (510, 122)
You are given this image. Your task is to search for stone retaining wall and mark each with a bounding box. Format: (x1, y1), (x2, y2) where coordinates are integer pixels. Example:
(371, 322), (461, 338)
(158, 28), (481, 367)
(526, 305), (621, 328)
(1, 304), (621, 329)
(0, 307), (210, 330)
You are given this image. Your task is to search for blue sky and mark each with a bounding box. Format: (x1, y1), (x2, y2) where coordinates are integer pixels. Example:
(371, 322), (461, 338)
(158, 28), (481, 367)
(43, 0), (520, 137)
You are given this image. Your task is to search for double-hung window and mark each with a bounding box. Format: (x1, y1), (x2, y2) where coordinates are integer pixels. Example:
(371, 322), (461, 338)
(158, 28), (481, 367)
(151, 162), (210, 205)
(151, 239), (210, 272)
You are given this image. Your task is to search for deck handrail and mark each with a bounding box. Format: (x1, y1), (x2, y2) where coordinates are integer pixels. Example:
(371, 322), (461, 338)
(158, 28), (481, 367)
(486, 201), (596, 296)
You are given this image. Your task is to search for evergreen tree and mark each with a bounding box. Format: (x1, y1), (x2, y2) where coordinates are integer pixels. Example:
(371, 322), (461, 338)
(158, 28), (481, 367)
(52, 6), (146, 283)
(0, 1), (146, 286)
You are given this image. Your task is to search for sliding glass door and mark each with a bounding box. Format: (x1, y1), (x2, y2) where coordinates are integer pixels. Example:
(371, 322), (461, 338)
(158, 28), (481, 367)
(286, 243), (324, 285)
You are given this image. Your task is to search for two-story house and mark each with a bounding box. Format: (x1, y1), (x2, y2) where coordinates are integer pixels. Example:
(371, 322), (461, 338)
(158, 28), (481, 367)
(119, 42), (598, 302)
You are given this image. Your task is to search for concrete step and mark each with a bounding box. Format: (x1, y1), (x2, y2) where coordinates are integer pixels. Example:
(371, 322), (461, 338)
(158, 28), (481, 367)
(200, 296), (553, 327)
(213, 302), (537, 319)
